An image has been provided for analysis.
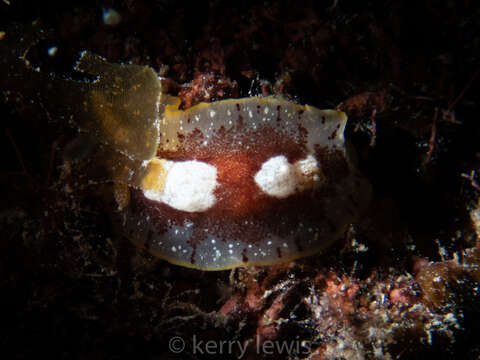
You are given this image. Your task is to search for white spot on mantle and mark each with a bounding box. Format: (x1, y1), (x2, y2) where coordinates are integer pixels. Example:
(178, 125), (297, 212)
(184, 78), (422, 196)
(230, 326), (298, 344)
(254, 155), (296, 198)
(143, 160), (218, 212)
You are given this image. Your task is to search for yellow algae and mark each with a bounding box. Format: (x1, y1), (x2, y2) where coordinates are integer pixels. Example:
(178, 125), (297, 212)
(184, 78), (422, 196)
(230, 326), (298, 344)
(0, 26), (162, 193)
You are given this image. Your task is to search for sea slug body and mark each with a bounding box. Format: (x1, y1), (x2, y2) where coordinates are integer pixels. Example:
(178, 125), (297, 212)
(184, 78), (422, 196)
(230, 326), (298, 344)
(126, 96), (371, 270)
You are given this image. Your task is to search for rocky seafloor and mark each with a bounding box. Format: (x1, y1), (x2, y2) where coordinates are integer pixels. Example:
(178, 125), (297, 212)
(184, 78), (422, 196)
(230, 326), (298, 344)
(1, 1), (479, 359)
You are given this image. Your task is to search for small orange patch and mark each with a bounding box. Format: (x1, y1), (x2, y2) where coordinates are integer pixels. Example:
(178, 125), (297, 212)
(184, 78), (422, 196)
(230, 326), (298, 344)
(141, 158), (168, 192)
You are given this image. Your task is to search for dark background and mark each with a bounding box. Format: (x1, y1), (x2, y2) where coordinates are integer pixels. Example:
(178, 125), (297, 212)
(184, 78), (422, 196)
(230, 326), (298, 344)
(1, 1), (479, 359)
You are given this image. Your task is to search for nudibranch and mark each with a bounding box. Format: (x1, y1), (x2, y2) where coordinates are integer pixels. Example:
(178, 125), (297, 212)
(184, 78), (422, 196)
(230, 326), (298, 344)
(0, 25), (370, 270)
(126, 96), (371, 270)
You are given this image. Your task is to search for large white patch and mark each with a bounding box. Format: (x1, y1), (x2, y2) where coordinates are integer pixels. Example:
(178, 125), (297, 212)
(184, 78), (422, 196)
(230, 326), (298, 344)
(143, 160), (218, 212)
